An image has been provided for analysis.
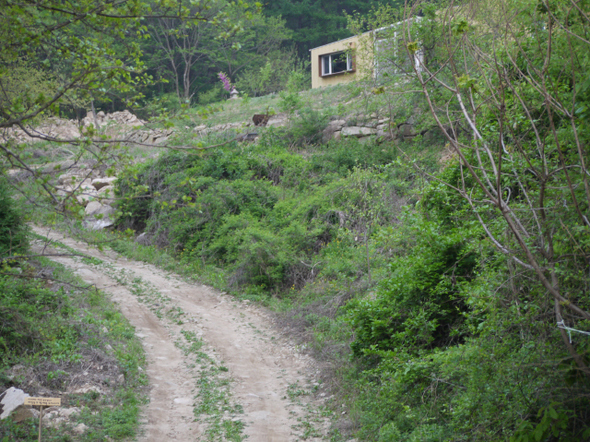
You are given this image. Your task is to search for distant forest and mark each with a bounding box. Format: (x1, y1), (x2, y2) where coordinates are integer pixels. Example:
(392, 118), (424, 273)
(264, 0), (401, 55)
(135, 0), (404, 109)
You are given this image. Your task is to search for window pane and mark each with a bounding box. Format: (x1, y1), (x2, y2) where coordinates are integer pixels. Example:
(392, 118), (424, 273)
(375, 37), (397, 79)
(322, 56), (330, 75)
(332, 53), (348, 73)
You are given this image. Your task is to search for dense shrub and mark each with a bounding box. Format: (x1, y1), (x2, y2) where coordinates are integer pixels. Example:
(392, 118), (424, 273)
(0, 273), (76, 360)
(346, 174), (590, 442)
(0, 179), (28, 257)
(115, 136), (410, 294)
(347, 213), (479, 357)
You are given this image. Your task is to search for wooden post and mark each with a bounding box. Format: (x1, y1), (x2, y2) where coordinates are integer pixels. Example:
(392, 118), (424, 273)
(38, 405), (43, 442)
(24, 397), (61, 442)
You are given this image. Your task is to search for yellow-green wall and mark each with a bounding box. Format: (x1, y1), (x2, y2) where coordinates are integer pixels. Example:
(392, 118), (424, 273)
(310, 32), (374, 89)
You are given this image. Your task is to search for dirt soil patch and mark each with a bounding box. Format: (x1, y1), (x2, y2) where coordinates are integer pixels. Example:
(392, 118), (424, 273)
(31, 226), (330, 442)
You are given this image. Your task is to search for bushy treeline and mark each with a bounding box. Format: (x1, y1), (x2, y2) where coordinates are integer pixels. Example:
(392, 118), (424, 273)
(264, 0), (403, 56)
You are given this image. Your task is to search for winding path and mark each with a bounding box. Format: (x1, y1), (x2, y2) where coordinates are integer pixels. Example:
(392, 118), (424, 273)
(32, 226), (328, 442)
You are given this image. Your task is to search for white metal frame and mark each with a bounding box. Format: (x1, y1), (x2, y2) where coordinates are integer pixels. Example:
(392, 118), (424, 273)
(320, 52), (353, 76)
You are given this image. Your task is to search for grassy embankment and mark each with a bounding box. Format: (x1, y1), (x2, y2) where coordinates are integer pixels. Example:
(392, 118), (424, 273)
(0, 182), (147, 441)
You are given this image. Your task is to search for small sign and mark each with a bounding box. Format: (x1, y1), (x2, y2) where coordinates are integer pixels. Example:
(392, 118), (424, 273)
(24, 397), (61, 407)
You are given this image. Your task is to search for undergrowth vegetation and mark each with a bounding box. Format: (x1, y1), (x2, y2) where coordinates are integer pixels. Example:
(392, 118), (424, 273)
(0, 181), (147, 441)
(115, 125), (437, 299)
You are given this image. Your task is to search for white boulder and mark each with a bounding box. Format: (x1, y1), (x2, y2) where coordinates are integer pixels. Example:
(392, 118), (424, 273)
(341, 126), (378, 137)
(91, 177), (117, 191)
(0, 387), (30, 421)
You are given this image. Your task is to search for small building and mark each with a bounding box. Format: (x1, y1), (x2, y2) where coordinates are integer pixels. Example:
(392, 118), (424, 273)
(309, 31), (371, 89)
(310, 19), (423, 89)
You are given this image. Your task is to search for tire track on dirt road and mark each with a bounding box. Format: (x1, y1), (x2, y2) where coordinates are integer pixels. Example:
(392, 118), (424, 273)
(32, 226), (329, 442)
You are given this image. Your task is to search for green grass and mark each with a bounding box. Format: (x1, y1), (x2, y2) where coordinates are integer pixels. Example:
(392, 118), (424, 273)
(0, 256), (147, 441)
(177, 81), (389, 129)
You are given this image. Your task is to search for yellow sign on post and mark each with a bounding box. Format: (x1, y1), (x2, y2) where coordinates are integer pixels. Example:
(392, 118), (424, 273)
(24, 397), (61, 441)
(24, 397), (61, 407)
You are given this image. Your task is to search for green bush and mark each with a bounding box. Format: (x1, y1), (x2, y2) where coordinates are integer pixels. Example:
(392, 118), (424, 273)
(285, 106), (328, 147)
(0, 180), (28, 257)
(0, 273), (74, 360)
(346, 172), (590, 442)
(235, 49), (309, 97)
(115, 141), (404, 294)
(347, 213), (480, 357)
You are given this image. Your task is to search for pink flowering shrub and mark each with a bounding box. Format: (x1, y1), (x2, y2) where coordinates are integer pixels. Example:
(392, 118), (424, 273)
(217, 72), (232, 92)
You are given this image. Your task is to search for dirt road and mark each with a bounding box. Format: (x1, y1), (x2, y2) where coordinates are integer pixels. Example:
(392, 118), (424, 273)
(32, 226), (329, 442)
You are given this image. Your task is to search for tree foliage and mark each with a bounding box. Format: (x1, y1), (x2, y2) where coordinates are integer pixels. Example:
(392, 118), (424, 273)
(407, 0), (590, 374)
(341, 0), (590, 440)
(0, 0), (263, 218)
(264, 0), (403, 56)
(0, 0), (262, 127)
(143, 1), (292, 104)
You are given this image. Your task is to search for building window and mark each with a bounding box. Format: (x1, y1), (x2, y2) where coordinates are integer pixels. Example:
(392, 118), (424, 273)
(320, 52), (353, 76)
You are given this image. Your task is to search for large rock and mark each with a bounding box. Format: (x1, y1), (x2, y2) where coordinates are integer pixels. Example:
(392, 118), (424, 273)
(322, 120), (346, 143)
(84, 200), (115, 230)
(44, 406), (80, 428)
(83, 110), (145, 128)
(91, 177), (117, 191)
(0, 387), (30, 421)
(55, 185), (74, 197)
(85, 201), (103, 216)
(84, 217), (115, 230)
(341, 126), (378, 138)
(58, 172), (85, 186)
(398, 123), (415, 138)
(11, 406), (38, 423)
(86, 202), (115, 218)
(135, 232), (153, 246)
(73, 423), (89, 434)
(97, 185), (116, 205)
(328, 119), (347, 127)
(76, 179), (99, 205)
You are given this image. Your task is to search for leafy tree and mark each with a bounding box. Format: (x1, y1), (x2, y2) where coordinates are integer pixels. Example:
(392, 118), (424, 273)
(0, 0), (259, 214)
(264, 0), (401, 56)
(144, 1), (290, 105)
(378, 0), (590, 375)
(147, 15), (210, 105)
(203, 5), (293, 80)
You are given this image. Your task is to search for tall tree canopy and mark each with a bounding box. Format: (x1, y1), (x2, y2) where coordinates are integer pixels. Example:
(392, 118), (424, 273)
(264, 0), (402, 56)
